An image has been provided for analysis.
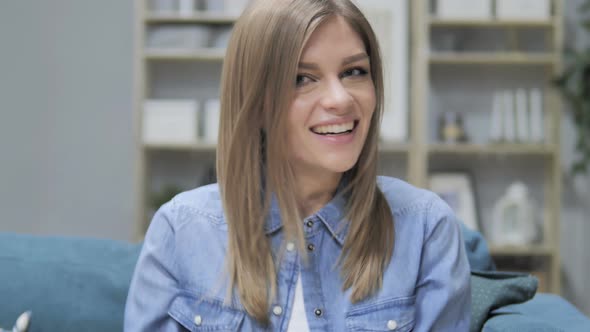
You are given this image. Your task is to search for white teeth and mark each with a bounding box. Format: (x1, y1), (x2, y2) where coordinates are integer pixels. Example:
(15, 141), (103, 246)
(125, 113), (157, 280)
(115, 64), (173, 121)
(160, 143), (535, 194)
(312, 122), (355, 135)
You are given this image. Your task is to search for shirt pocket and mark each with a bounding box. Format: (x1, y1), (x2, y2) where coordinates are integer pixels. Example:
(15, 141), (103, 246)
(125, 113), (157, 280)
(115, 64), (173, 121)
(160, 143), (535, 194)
(167, 291), (245, 332)
(345, 295), (416, 332)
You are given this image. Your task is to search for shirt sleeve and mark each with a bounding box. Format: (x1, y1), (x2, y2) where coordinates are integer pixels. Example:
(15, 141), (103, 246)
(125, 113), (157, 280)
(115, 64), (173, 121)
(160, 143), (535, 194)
(124, 200), (183, 332)
(413, 197), (471, 332)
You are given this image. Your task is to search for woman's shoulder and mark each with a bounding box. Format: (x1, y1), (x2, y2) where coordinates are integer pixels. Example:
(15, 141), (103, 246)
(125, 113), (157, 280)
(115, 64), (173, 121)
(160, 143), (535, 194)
(140, 184), (233, 305)
(155, 183), (226, 231)
(376, 176), (456, 229)
(377, 176), (440, 214)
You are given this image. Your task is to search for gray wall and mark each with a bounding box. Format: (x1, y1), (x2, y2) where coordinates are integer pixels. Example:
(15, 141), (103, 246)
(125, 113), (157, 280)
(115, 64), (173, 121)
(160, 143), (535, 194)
(0, 0), (588, 316)
(0, 0), (135, 241)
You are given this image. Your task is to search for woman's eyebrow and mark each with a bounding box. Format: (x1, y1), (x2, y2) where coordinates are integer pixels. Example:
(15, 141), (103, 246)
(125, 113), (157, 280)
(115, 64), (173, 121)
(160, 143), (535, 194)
(298, 52), (369, 70)
(342, 52), (369, 65)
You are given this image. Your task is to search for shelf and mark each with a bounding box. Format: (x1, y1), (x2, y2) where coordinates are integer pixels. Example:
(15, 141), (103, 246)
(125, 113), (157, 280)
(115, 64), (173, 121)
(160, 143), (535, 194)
(144, 142), (217, 152)
(429, 17), (555, 28)
(489, 245), (554, 257)
(144, 48), (225, 61)
(429, 52), (555, 65)
(429, 143), (556, 156)
(145, 12), (239, 24)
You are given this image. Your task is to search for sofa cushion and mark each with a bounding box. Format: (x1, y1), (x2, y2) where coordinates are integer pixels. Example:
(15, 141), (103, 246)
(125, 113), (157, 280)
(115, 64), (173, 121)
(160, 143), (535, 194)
(460, 222), (496, 271)
(470, 270), (538, 332)
(0, 233), (141, 332)
(482, 293), (590, 332)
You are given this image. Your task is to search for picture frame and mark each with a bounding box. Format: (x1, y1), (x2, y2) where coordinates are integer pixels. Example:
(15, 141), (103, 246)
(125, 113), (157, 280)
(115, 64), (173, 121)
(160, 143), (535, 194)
(428, 172), (480, 231)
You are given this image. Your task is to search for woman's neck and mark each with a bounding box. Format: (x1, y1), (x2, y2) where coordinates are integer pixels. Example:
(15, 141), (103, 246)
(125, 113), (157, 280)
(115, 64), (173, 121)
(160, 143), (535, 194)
(294, 170), (342, 218)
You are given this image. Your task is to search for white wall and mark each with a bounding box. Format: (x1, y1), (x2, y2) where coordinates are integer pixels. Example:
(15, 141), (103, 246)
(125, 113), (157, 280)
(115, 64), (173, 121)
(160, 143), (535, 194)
(0, 0), (135, 241)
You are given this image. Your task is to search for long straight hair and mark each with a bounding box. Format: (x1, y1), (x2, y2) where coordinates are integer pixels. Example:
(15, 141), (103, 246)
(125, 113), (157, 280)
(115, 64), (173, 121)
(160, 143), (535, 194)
(217, 0), (394, 324)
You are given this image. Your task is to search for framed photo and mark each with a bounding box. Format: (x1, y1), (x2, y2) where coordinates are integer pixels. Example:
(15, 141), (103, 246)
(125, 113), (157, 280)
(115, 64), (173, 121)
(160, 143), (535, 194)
(428, 172), (480, 231)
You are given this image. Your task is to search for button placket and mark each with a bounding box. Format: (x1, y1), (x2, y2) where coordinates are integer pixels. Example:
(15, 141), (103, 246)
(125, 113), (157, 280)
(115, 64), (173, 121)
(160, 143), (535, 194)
(303, 217), (316, 234)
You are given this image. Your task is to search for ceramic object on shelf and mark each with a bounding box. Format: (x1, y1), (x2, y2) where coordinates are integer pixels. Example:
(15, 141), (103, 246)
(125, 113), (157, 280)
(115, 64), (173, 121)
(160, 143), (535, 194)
(438, 111), (468, 143)
(489, 182), (539, 246)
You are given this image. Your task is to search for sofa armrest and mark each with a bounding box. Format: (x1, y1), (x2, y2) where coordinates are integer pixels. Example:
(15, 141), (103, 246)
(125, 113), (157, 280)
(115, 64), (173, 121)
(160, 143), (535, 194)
(482, 293), (590, 332)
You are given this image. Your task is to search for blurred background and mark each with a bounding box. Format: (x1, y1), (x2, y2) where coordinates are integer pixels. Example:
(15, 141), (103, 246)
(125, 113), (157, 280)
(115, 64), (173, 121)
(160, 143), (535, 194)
(0, 0), (589, 318)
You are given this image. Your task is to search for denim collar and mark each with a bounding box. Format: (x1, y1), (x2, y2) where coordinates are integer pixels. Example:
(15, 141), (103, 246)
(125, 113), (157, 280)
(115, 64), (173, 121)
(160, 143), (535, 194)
(264, 176), (350, 246)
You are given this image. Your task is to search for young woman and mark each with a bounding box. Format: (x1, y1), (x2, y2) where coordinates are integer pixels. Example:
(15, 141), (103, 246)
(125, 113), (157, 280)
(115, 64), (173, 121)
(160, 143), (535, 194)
(125, 0), (470, 331)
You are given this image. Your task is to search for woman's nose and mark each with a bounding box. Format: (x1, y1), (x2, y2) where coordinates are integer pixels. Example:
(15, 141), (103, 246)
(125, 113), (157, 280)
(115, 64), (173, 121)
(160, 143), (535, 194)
(319, 78), (353, 113)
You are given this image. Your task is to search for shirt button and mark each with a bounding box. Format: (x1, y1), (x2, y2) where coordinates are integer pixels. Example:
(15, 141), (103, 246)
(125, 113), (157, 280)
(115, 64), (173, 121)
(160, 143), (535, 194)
(314, 308), (323, 317)
(286, 242), (295, 252)
(193, 315), (202, 326)
(387, 319), (398, 330)
(306, 220), (314, 228)
(307, 243), (315, 252)
(273, 305), (283, 316)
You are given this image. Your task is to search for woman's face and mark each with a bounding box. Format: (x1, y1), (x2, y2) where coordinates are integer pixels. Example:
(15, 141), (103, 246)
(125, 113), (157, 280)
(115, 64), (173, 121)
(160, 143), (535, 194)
(287, 15), (375, 178)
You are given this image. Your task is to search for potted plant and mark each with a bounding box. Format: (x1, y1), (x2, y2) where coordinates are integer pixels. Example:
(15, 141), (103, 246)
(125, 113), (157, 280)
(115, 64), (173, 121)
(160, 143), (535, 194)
(554, 0), (590, 174)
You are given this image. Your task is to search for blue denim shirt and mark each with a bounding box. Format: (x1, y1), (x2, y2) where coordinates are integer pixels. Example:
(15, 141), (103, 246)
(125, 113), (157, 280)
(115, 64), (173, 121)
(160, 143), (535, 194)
(125, 176), (470, 331)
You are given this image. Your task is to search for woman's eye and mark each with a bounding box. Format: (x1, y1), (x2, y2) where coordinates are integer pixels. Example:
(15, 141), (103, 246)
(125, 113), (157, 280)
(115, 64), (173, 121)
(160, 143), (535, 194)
(296, 75), (313, 87)
(342, 67), (368, 78)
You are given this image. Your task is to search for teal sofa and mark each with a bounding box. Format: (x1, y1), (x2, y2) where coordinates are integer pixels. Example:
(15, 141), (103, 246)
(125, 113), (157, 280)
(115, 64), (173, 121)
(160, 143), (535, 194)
(0, 226), (588, 331)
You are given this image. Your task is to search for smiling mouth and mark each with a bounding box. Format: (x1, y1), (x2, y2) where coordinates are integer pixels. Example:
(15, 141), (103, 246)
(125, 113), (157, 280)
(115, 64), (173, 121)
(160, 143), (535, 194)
(310, 121), (358, 136)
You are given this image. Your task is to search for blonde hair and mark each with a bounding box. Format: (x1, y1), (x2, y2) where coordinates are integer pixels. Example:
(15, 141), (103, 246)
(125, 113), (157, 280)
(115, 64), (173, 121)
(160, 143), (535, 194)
(217, 0), (394, 324)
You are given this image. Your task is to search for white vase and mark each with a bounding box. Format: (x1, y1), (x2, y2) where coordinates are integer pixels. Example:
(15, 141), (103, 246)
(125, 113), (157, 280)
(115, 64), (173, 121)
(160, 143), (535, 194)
(490, 182), (538, 246)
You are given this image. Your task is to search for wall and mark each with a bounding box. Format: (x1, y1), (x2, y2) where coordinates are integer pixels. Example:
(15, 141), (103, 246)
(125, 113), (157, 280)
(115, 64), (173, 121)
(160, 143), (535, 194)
(0, 0), (135, 241)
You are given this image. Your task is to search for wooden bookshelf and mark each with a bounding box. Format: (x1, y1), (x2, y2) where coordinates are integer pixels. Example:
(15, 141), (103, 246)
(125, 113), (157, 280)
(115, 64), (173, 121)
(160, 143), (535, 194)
(412, 0), (564, 293)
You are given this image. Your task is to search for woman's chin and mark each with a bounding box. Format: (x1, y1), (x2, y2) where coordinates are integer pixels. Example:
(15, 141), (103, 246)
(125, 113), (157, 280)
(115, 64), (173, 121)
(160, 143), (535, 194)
(319, 156), (360, 174)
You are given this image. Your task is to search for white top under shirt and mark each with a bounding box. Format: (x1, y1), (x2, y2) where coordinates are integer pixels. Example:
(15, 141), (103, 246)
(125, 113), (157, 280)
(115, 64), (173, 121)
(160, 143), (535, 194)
(286, 273), (310, 332)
